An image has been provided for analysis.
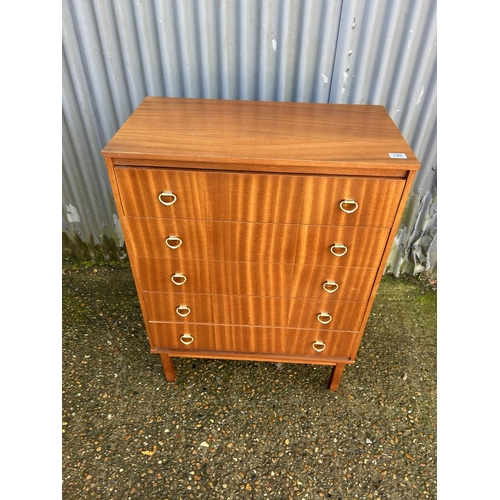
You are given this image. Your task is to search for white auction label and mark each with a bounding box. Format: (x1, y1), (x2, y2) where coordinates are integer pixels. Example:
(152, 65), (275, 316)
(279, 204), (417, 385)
(389, 153), (407, 159)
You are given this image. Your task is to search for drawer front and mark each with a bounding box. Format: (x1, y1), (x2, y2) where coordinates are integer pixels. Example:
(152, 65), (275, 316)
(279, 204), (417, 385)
(150, 321), (356, 358)
(288, 298), (366, 331)
(135, 256), (376, 302)
(144, 292), (365, 330)
(143, 291), (215, 323)
(148, 323), (217, 351)
(286, 330), (357, 358)
(127, 218), (390, 266)
(115, 167), (404, 227)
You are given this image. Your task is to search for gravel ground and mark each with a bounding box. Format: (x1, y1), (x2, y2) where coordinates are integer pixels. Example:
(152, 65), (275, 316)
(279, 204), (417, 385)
(62, 260), (437, 499)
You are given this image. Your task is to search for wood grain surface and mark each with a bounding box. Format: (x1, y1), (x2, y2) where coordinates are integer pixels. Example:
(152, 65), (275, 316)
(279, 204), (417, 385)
(132, 256), (215, 295)
(144, 290), (364, 331)
(294, 224), (390, 268)
(102, 97), (420, 390)
(143, 291), (216, 324)
(124, 217), (299, 263)
(149, 322), (357, 358)
(287, 297), (366, 331)
(148, 323), (216, 351)
(115, 167), (405, 227)
(286, 329), (357, 357)
(124, 217), (390, 267)
(103, 97), (419, 170)
(213, 324), (288, 354)
(291, 263), (378, 302)
(134, 256), (377, 301)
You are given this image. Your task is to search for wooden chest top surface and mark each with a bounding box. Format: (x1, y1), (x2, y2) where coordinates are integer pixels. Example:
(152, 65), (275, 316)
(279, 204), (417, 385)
(102, 97), (419, 170)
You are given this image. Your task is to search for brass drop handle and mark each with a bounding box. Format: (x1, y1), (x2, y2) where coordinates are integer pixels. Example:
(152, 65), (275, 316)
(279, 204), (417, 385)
(165, 236), (183, 249)
(323, 281), (339, 294)
(330, 244), (348, 257)
(171, 273), (187, 286)
(339, 199), (358, 213)
(176, 305), (191, 317)
(312, 341), (326, 352)
(180, 333), (194, 345)
(158, 191), (177, 206)
(317, 312), (332, 324)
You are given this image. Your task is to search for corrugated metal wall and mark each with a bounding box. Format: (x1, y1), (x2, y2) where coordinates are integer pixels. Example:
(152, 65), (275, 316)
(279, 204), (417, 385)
(62, 0), (437, 276)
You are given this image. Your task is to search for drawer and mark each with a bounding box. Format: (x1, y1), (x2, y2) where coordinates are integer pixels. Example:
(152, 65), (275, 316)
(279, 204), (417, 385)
(286, 330), (357, 358)
(148, 323), (217, 351)
(135, 256), (376, 302)
(143, 291), (215, 323)
(145, 291), (365, 330)
(288, 298), (366, 331)
(115, 167), (404, 227)
(126, 217), (390, 266)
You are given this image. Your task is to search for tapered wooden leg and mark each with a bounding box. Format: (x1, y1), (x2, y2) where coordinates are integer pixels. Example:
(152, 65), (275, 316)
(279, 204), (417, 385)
(328, 363), (345, 391)
(160, 354), (176, 382)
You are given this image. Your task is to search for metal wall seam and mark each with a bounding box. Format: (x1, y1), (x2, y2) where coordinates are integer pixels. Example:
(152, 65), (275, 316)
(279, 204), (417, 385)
(62, 0), (437, 274)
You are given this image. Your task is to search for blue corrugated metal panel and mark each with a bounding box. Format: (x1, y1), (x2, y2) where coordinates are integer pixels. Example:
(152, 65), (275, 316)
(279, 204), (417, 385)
(62, 0), (436, 274)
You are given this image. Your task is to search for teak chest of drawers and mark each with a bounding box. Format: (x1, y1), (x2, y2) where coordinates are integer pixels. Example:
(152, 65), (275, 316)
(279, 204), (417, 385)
(102, 97), (420, 391)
